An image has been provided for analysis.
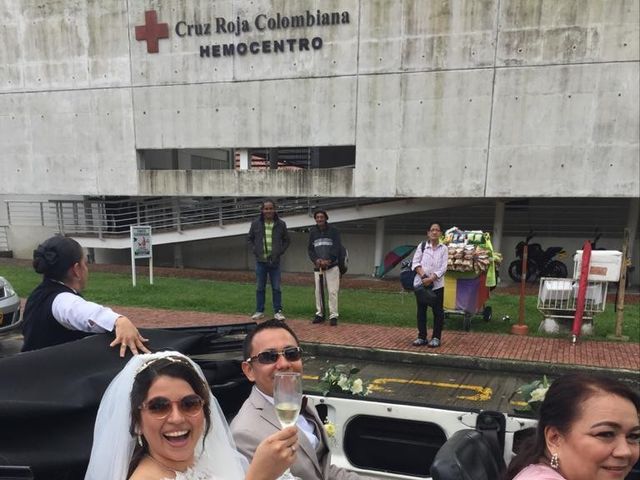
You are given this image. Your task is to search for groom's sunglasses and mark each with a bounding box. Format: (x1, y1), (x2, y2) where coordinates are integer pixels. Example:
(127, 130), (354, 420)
(246, 346), (303, 364)
(140, 394), (204, 418)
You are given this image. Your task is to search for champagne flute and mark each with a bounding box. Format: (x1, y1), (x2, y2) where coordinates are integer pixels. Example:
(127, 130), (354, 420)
(274, 371), (303, 480)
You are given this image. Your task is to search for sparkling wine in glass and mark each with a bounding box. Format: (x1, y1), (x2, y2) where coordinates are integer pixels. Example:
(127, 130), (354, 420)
(275, 402), (300, 427)
(274, 372), (303, 480)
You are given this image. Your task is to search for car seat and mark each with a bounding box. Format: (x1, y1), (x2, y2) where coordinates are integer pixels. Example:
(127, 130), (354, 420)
(429, 428), (506, 480)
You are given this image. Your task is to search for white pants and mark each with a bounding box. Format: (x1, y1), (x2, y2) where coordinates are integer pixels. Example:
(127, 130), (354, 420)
(314, 266), (340, 318)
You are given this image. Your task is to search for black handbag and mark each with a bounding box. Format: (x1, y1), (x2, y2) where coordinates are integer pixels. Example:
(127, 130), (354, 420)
(414, 284), (437, 304)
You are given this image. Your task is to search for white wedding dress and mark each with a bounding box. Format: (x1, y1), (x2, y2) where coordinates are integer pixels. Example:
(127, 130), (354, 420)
(161, 464), (219, 480)
(85, 351), (249, 480)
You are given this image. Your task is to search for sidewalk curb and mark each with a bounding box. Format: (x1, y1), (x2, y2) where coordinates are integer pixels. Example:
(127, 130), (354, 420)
(302, 342), (640, 382)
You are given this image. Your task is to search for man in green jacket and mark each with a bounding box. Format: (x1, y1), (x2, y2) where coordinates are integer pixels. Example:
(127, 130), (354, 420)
(248, 199), (290, 321)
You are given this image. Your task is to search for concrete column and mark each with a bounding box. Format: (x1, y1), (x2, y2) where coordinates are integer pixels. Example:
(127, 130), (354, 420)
(492, 200), (505, 253)
(268, 148), (278, 169)
(626, 198), (639, 259)
(173, 243), (184, 269)
(238, 149), (249, 170)
(171, 149), (179, 169)
(374, 218), (385, 276)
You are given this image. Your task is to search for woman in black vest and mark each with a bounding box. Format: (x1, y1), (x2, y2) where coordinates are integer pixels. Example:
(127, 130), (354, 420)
(21, 235), (150, 356)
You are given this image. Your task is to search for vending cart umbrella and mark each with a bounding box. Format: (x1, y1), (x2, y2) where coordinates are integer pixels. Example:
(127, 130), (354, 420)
(375, 244), (417, 278)
(572, 240), (592, 343)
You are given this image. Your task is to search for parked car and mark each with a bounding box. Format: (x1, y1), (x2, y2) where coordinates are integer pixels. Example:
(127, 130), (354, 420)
(0, 276), (21, 337)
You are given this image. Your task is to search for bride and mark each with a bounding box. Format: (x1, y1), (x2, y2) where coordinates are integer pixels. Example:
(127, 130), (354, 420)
(85, 351), (297, 480)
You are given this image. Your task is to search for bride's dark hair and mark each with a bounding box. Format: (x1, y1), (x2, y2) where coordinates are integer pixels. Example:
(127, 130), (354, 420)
(128, 357), (212, 476)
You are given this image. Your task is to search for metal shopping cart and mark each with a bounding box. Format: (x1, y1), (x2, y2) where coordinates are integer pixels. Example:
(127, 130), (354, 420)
(537, 277), (608, 335)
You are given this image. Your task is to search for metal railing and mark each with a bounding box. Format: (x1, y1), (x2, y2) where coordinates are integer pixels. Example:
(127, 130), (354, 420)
(5, 196), (382, 239)
(5, 201), (58, 228)
(0, 226), (9, 252)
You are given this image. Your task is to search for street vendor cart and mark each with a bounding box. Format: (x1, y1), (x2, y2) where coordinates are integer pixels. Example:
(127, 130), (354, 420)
(442, 228), (501, 331)
(444, 271), (493, 331)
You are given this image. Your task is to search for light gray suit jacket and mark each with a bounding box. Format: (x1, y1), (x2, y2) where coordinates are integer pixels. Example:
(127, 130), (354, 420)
(231, 387), (373, 480)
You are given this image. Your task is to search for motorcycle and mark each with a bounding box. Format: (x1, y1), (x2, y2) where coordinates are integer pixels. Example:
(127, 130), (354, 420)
(590, 229), (604, 250)
(508, 232), (568, 282)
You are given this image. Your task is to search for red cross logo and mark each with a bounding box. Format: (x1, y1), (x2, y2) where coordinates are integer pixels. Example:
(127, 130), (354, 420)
(135, 10), (169, 54)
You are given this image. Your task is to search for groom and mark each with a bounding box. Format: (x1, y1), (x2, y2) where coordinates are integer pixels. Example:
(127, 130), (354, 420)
(231, 319), (373, 479)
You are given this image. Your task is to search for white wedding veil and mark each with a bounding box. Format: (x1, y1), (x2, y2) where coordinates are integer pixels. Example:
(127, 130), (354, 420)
(85, 350), (249, 480)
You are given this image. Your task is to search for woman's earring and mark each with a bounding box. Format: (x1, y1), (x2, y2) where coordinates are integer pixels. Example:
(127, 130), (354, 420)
(550, 452), (559, 470)
(137, 434), (143, 447)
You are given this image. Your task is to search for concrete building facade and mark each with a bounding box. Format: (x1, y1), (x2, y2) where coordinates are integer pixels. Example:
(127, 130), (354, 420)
(1, 0), (638, 282)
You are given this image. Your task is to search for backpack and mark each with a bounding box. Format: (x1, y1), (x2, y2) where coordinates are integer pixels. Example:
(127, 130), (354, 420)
(400, 241), (426, 291)
(338, 245), (349, 276)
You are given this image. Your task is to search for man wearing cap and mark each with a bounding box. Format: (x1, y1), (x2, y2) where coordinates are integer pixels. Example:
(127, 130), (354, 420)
(307, 209), (343, 326)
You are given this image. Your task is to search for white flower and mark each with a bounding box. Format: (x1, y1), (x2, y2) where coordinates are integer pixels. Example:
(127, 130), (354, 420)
(318, 364), (369, 397)
(324, 421), (336, 438)
(350, 378), (363, 394)
(529, 386), (548, 403)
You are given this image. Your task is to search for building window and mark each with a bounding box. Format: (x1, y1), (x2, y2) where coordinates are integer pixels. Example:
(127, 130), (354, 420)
(138, 146), (355, 170)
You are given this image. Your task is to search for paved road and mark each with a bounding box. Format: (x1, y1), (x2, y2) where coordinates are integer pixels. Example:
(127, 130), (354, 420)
(4, 331), (636, 415)
(0, 331), (536, 413)
(302, 353), (538, 414)
(0, 332), (21, 356)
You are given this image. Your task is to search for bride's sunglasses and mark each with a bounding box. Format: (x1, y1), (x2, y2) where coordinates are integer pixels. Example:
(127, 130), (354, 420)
(140, 394), (204, 419)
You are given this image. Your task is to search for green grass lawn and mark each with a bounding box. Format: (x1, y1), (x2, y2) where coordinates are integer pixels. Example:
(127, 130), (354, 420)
(2, 263), (638, 341)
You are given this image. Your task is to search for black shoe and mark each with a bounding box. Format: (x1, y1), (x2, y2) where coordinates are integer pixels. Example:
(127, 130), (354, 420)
(330, 316), (338, 326)
(427, 338), (441, 348)
(312, 314), (325, 324)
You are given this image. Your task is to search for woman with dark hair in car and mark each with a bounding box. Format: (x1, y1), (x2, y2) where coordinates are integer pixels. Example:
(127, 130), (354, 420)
(505, 373), (640, 480)
(21, 235), (149, 356)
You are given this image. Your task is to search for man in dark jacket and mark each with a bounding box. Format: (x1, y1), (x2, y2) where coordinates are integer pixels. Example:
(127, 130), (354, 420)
(248, 199), (290, 321)
(307, 209), (342, 326)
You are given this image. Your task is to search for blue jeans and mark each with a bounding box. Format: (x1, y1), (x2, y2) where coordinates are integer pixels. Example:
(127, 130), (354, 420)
(255, 262), (282, 313)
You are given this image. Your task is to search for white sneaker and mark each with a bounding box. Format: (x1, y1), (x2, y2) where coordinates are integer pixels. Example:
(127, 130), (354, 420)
(251, 312), (265, 320)
(274, 311), (286, 321)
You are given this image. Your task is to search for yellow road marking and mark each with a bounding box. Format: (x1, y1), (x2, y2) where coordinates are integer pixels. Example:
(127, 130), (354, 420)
(304, 374), (492, 402)
(369, 377), (493, 401)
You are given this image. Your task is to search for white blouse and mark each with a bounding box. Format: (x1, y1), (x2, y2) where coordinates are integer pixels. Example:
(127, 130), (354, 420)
(51, 291), (120, 333)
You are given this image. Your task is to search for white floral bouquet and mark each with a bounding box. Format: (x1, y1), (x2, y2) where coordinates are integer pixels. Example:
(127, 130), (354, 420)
(515, 375), (551, 414)
(318, 363), (370, 397)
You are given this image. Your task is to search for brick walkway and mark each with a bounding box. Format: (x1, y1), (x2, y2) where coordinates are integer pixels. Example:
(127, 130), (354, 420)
(118, 305), (640, 372)
(3, 258), (636, 372)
